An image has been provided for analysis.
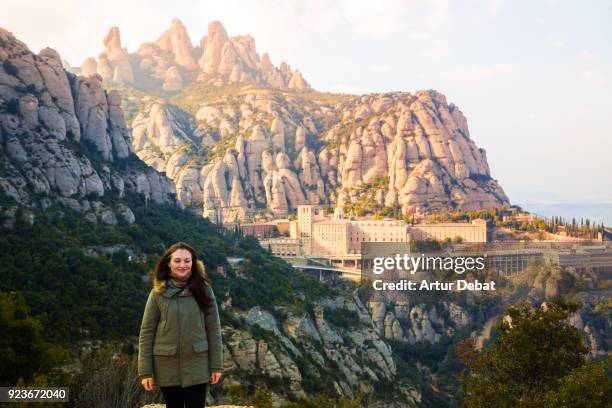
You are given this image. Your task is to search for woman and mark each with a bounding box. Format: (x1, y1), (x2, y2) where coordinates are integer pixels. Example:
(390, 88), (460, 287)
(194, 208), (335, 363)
(138, 242), (223, 408)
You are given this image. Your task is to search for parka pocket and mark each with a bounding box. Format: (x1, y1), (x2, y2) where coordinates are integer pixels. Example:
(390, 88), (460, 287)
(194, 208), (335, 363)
(193, 339), (208, 353)
(153, 343), (177, 356)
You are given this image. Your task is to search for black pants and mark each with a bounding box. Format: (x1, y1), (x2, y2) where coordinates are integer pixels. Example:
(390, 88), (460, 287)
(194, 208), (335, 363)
(160, 383), (208, 408)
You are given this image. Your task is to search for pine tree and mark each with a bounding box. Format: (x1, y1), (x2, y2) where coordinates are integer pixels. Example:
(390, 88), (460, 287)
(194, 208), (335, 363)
(462, 302), (589, 408)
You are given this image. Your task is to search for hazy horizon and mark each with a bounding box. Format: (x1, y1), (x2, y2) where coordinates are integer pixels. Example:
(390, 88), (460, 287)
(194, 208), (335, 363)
(1, 0), (611, 207)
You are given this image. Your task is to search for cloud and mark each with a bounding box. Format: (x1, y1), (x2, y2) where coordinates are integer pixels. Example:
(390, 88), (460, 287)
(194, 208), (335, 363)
(423, 39), (454, 61)
(369, 65), (392, 74)
(446, 63), (518, 84)
(581, 67), (610, 86)
(472, 0), (506, 16)
(0, 0), (193, 65)
(487, 0), (505, 15)
(580, 50), (595, 61)
(0, 0), (459, 73)
(578, 50), (611, 86)
(549, 35), (567, 49)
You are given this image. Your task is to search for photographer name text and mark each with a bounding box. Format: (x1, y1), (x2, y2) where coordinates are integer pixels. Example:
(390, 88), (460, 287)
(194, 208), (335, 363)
(369, 254), (496, 291)
(372, 279), (496, 291)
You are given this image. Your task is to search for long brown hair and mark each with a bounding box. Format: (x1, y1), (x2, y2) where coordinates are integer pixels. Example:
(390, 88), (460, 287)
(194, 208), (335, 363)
(152, 242), (214, 311)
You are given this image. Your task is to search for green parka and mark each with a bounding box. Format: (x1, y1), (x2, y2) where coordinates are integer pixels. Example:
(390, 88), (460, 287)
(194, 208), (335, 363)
(137, 279), (224, 387)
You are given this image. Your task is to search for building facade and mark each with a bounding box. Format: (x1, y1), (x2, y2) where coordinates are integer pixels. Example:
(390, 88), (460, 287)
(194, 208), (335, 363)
(288, 205), (487, 257)
(410, 219), (487, 243)
(259, 238), (301, 257)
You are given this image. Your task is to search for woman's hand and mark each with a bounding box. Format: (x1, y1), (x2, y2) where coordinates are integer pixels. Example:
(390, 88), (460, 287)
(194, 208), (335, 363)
(141, 377), (154, 391)
(210, 371), (222, 384)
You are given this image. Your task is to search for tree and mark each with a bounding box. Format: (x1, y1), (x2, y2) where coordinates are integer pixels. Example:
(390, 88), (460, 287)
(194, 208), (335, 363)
(0, 292), (66, 385)
(455, 337), (478, 367)
(253, 389), (274, 408)
(462, 301), (589, 408)
(543, 357), (612, 408)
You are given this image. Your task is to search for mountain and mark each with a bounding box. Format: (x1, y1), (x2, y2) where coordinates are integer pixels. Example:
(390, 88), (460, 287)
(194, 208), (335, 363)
(80, 20), (310, 93)
(0, 28), (177, 224)
(3, 23), (606, 408)
(79, 20), (508, 222)
(0, 27), (441, 407)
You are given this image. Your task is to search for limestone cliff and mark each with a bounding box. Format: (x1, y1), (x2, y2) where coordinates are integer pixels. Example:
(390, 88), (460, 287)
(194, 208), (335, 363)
(80, 20), (310, 93)
(76, 19), (507, 220)
(368, 298), (471, 345)
(128, 87), (508, 221)
(216, 291), (422, 407)
(0, 28), (178, 226)
(1, 29), (421, 407)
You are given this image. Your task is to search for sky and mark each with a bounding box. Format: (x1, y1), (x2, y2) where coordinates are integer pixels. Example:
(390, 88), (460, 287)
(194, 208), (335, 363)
(1, 0), (611, 207)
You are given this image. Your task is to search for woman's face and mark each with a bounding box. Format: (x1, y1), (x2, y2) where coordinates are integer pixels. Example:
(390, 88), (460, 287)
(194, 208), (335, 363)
(169, 249), (193, 280)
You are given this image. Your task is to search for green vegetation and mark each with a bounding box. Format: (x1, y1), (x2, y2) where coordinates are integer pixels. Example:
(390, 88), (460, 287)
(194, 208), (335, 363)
(0, 190), (337, 340)
(341, 176), (388, 217)
(461, 301), (611, 408)
(323, 116), (373, 150)
(169, 81), (250, 114)
(299, 91), (354, 105)
(389, 338), (463, 407)
(504, 214), (605, 238)
(203, 129), (237, 164)
(0, 188), (339, 405)
(0, 292), (69, 386)
(543, 357), (612, 408)
(360, 284), (503, 407)
(71, 345), (163, 408)
(105, 84), (154, 124)
(429, 206), (606, 238)
(427, 207), (505, 228)
(322, 307), (360, 329)
(229, 236), (337, 314)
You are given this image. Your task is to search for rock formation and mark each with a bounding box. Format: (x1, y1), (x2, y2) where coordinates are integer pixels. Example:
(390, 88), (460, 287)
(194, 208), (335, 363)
(129, 88), (508, 221)
(134, 290), (425, 405)
(0, 28), (178, 226)
(197, 21), (309, 89)
(79, 20), (311, 92)
(4, 24), (607, 408)
(220, 292), (421, 405)
(155, 19), (198, 70)
(97, 26), (135, 85)
(368, 298), (471, 344)
(74, 19), (507, 221)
